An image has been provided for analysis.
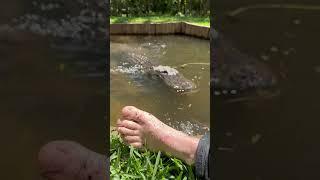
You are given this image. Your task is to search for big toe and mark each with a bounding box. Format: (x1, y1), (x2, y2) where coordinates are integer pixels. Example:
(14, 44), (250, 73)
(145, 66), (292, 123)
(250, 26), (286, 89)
(121, 106), (138, 118)
(121, 106), (153, 123)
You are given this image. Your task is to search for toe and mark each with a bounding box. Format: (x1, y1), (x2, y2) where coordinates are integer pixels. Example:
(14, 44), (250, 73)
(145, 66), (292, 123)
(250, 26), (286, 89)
(117, 127), (139, 136)
(121, 106), (137, 118)
(123, 136), (142, 144)
(121, 106), (153, 124)
(117, 119), (141, 130)
(130, 142), (143, 148)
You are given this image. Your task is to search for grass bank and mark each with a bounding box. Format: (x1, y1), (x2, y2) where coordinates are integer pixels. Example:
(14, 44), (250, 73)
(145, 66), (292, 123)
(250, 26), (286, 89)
(110, 15), (210, 27)
(110, 131), (197, 179)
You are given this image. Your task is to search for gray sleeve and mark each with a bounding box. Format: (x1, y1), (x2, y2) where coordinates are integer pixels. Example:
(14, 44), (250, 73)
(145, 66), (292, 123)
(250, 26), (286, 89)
(195, 132), (211, 179)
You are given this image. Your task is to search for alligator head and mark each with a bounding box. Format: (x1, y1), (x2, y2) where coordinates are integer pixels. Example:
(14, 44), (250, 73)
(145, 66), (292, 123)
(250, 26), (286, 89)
(152, 65), (197, 93)
(211, 29), (278, 96)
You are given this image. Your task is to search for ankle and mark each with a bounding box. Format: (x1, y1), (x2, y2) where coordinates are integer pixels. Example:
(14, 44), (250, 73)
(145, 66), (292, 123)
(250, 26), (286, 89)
(183, 137), (200, 165)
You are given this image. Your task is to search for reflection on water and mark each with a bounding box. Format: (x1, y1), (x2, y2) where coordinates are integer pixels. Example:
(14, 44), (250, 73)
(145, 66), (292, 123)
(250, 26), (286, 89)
(0, 30), (106, 180)
(0, 0), (107, 179)
(214, 7), (320, 180)
(110, 35), (210, 136)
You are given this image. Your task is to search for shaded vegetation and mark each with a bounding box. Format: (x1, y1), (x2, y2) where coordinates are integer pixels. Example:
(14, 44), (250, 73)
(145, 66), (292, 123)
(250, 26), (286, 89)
(110, 0), (209, 17)
(110, 132), (197, 179)
(110, 15), (209, 26)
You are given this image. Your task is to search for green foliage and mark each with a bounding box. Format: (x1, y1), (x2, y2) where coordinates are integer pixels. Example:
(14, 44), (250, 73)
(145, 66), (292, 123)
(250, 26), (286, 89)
(110, 15), (209, 27)
(110, 132), (197, 180)
(110, 0), (209, 17)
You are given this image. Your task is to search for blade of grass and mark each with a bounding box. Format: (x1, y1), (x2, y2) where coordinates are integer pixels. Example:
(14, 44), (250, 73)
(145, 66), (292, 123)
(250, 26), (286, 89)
(116, 147), (121, 169)
(151, 151), (161, 180)
(133, 148), (142, 158)
(139, 171), (147, 180)
(188, 165), (195, 180)
(122, 173), (142, 179)
(110, 152), (117, 161)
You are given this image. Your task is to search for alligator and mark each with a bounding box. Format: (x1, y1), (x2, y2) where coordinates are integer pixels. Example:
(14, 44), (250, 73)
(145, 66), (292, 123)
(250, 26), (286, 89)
(110, 33), (278, 96)
(110, 42), (197, 93)
(210, 28), (278, 96)
(0, 0), (278, 96)
(0, 0), (107, 45)
(0, 0), (108, 77)
(109, 31), (278, 96)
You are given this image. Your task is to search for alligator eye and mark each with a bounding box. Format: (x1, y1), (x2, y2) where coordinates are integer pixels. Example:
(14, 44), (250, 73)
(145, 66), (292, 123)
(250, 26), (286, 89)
(160, 70), (168, 74)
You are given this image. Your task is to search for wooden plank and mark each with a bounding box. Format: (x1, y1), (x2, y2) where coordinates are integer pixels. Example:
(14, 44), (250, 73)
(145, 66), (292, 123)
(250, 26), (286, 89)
(110, 23), (209, 39)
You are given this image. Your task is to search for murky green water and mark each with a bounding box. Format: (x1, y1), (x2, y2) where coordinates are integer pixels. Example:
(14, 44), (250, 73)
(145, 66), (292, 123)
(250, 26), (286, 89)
(0, 0), (107, 178)
(213, 7), (320, 180)
(0, 32), (106, 179)
(110, 35), (210, 135)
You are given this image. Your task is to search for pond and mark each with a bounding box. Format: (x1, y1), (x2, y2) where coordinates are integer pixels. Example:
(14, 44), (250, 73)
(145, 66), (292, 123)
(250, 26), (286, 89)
(110, 35), (210, 136)
(0, 32), (106, 179)
(0, 0), (107, 179)
(213, 7), (320, 179)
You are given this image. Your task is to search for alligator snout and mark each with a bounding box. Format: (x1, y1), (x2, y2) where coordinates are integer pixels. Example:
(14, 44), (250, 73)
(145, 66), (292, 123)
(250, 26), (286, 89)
(212, 61), (277, 92)
(211, 32), (278, 96)
(162, 74), (197, 93)
(153, 65), (197, 93)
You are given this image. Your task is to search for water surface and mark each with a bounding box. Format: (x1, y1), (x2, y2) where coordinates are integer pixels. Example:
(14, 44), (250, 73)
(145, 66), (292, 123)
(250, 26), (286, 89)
(0, 31), (106, 179)
(110, 35), (210, 135)
(213, 7), (320, 180)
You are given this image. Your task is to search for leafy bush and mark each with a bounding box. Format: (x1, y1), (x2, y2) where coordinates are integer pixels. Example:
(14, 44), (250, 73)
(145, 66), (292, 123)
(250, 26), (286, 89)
(110, 0), (210, 17)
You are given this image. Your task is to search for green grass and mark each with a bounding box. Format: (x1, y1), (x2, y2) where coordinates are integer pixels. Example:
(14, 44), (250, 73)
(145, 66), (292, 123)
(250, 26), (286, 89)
(110, 131), (197, 180)
(110, 15), (209, 27)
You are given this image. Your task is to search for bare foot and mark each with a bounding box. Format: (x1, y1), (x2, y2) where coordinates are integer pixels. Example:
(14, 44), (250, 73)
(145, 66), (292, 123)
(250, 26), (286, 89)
(38, 141), (107, 180)
(117, 106), (200, 165)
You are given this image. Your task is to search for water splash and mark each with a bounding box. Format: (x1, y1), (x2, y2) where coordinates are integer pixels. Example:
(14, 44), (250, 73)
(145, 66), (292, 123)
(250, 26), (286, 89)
(168, 119), (209, 136)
